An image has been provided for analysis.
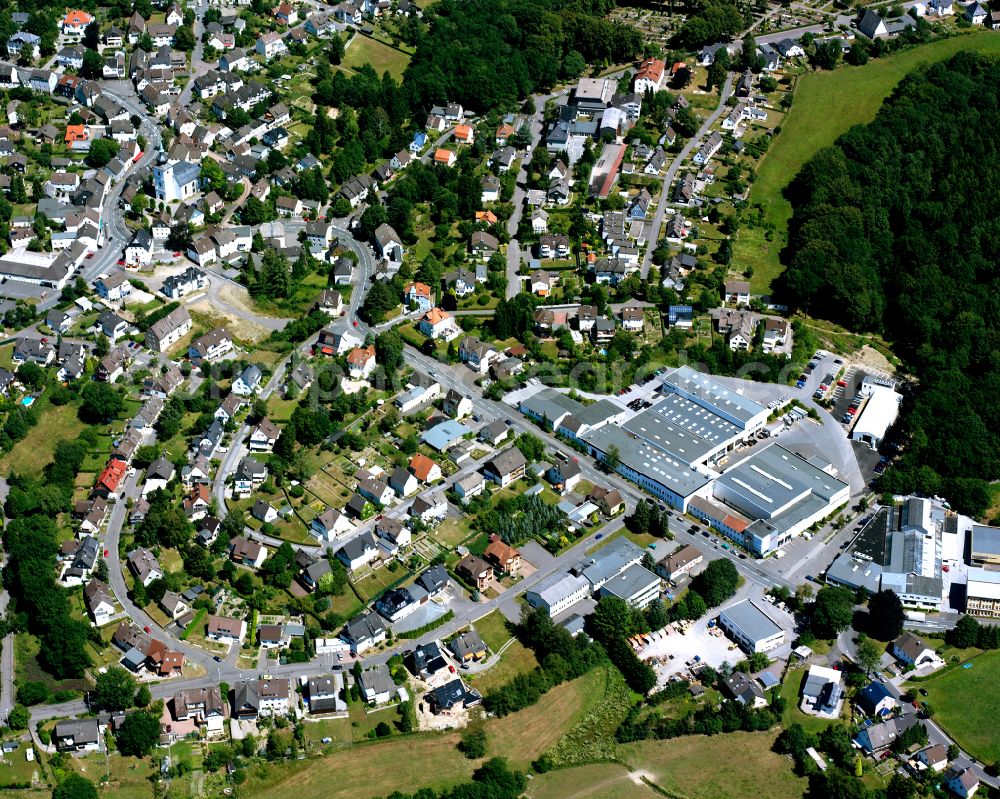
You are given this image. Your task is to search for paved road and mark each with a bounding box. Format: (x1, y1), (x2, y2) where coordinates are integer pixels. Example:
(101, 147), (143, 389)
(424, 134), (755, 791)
(0, 583), (12, 725)
(639, 73), (734, 279)
(36, 88), (161, 314)
(401, 346), (793, 595)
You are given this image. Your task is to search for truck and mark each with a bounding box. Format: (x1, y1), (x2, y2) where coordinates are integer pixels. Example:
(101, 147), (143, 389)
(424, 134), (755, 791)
(905, 611), (926, 623)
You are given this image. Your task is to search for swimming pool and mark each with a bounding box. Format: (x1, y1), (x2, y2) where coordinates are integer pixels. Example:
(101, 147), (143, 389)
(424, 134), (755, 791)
(21, 396), (35, 407)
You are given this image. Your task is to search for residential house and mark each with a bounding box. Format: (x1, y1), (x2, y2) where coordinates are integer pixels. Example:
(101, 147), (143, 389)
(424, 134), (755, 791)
(389, 466), (419, 498)
(483, 448), (526, 488)
(341, 610), (387, 654)
(336, 532), (380, 571)
(346, 345), (377, 380)
(248, 418), (280, 452)
(483, 537), (521, 576)
(230, 535), (267, 568)
(891, 632), (936, 667)
(84, 580), (117, 626)
(207, 615), (247, 643)
(232, 364), (262, 396)
(127, 547), (162, 587)
(145, 306), (192, 352)
(456, 554), (492, 592)
(311, 506), (353, 541)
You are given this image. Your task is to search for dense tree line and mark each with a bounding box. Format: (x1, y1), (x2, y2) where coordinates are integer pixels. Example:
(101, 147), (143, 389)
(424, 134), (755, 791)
(483, 607), (605, 716)
(617, 689), (780, 742)
(946, 614), (1000, 650)
(403, 0), (642, 113)
(475, 493), (564, 547)
(778, 54), (1000, 515)
(3, 440), (93, 678)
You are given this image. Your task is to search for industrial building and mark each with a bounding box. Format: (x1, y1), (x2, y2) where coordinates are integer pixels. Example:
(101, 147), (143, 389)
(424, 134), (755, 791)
(701, 443), (850, 556)
(851, 381), (902, 451)
(965, 567), (1000, 618)
(970, 525), (1000, 566)
(597, 564), (662, 609)
(718, 600), (786, 653)
(826, 497), (971, 610)
(525, 573), (590, 617)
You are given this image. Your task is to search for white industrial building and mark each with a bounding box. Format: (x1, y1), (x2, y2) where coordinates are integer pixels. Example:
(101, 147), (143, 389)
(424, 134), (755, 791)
(597, 563), (662, 608)
(851, 382), (902, 451)
(718, 599), (786, 653)
(526, 573), (590, 617)
(704, 443), (850, 556)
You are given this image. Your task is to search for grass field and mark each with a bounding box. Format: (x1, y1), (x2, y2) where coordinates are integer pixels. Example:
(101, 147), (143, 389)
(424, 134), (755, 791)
(736, 30), (1000, 294)
(0, 401), (86, 476)
(618, 731), (808, 799)
(246, 669), (604, 799)
(467, 611), (538, 695)
(526, 763), (660, 799)
(342, 35), (411, 80)
(914, 649), (1000, 763)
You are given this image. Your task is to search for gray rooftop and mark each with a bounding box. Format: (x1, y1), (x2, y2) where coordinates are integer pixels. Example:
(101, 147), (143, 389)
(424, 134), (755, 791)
(714, 443), (848, 518)
(971, 525), (1000, 558)
(582, 424), (711, 499)
(579, 537), (644, 587)
(720, 599), (783, 643)
(662, 365), (766, 427)
(599, 563), (660, 602)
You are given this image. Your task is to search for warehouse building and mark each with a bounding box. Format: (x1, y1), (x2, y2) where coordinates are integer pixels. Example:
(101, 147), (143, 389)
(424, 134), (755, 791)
(597, 563), (662, 609)
(718, 600), (786, 653)
(526, 573), (590, 618)
(966, 567), (1000, 618)
(706, 443), (850, 556)
(850, 383), (902, 451)
(970, 525), (1000, 567)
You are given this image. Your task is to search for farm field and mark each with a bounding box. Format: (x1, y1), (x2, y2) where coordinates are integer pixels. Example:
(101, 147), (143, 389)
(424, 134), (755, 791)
(736, 30), (1000, 294)
(914, 649), (1000, 763)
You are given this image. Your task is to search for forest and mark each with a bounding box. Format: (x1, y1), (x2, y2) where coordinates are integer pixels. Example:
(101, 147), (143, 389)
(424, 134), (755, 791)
(777, 53), (1000, 516)
(402, 0), (644, 112)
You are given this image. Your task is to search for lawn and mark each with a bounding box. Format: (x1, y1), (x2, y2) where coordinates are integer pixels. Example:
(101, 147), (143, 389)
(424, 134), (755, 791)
(0, 401), (86, 476)
(736, 30), (1000, 294)
(341, 35), (411, 81)
(618, 731), (807, 799)
(485, 667), (608, 769)
(245, 732), (473, 799)
(472, 610), (514, 652)
(466, 611), (538, 695)
(914, 648), (1000, 763)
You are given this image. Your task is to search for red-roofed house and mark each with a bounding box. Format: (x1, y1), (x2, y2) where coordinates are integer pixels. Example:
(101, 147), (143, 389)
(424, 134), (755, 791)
(273, 1), (297, 23)
(65, 125), (89, 148)
(404, 281), (433, 311)
(346, 345), (376, 380)
(62, 9), (94, 37)
(454, 124), (474, 144)
(418, 307), (457, 340)
(408, 453), (442, 483)
(434, 149), (456, 167)
(96, 458), (128, 498)
(634, 57), (666, 93)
